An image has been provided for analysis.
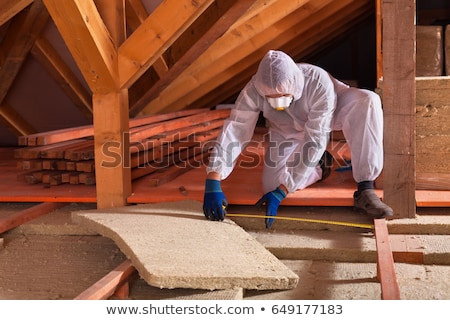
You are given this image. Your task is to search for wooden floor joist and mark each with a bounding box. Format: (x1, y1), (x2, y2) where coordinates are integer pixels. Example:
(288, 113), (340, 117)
(0, 202), (67, 234)
(74, 259), (137, 300)
(374, 218), (401, 300)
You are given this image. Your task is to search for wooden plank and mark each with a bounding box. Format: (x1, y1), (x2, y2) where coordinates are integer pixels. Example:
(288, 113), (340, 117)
(129, 109), (230, 143)
(374, 218), (401, 300)
(416, 173), (450, 191)
(76, 161), (95, 173)
(74, 259), (136, 300)
(15, 139), (88, 158)
(79, 173), (96, 185)
(381, 0), (416, 218)
(18, 109), (205, 147)
(40, 139), (91, 159)
(128, 119), (225, 168)
(0, 202), (67, 234)
(18, 159), (43, 170)
(147, 137), (215, 186)
(63, 141), (95, 161)
(130, 129), (220, 180)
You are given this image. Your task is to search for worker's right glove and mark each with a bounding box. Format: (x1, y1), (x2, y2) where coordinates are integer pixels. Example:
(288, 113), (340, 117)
(203, 179), (228, 221)
(255, 187), (286, 228)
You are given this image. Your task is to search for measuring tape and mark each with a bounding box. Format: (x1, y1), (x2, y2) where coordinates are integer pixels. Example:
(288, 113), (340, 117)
(226, 213), (374, 229)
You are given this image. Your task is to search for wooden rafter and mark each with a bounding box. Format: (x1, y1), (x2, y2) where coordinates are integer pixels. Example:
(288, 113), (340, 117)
(0, 102), (36, 136)
(43, 0), (118, 93)
(0, 0), (48, 135)
(184, 0), (373, 112)
(118, 0), (215, 90)
(0, 0), (34, 26)
(0, 0), (49, 104)
(128, 0), (258, 117)
(124, 0), (169, 78)
(31, 36), (93, 120)
(140, 0), (334, 114)
(141, 0), (373, 115)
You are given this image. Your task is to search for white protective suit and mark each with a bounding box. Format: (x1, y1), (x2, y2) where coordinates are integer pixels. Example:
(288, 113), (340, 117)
(207, 50), (384, 194)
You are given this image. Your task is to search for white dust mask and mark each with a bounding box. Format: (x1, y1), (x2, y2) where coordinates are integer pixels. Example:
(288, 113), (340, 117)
(267, 96), (293, 111)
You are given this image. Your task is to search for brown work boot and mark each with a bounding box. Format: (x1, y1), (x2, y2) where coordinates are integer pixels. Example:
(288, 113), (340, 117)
(353, 189), (394, 219)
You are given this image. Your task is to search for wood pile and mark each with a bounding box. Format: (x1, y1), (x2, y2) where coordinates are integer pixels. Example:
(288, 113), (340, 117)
(14, 108), (230, 187)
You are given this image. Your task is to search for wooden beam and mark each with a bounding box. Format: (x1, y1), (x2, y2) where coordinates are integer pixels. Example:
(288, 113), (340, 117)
(118, 0), (215, 89)
(381, 0), (416, 218)
(287, 1), (373, 61)
(74, 259), (136, 300)
(31, 37), (93, 120)
(0, 102), (36, 136)
(143, 0), (351, 114)
(0, 202), (67, 234)
(374, 218), (401, 300)
(94, 0), (126, 48)
(186, 0), (372, 111)
(0, 0), (49, 104)
(128, 0), (258, 117)
(139, 0), (320, 115)
(0, 0), (34, 26)
(125, 0), (148, 30)
(164, 0), (370, 114)
(43, 0), (119, 93)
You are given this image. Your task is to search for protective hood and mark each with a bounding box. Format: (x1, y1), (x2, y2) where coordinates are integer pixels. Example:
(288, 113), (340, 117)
(254, 50), (304, 101)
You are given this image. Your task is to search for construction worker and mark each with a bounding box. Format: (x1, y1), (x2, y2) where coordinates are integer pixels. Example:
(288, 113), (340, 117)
(203, 50), (393, 228)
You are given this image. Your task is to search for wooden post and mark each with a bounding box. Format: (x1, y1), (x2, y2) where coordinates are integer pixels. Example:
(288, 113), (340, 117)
(93, 91), (131, 208)
(381, 0), (416, 218)
(93, 0), (131, 208)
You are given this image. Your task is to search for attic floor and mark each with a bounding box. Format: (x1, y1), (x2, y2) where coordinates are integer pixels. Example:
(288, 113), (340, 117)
(1, 202), (450, 300)
(1, 145), (450, 300)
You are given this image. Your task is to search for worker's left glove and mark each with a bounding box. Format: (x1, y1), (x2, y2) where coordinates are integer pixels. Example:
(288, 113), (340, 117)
(255, 187), (286, 229)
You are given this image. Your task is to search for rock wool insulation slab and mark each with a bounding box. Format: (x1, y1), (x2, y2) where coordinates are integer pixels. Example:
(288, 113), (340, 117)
(72, 200), (299, 291)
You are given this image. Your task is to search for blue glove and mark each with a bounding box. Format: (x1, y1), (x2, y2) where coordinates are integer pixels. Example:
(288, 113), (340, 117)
(203, 179), (228, 221)
(255, 187), (286, 228)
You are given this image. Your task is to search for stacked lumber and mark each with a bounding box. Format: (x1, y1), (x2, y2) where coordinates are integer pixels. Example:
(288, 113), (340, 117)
(14, 109), (230, 186)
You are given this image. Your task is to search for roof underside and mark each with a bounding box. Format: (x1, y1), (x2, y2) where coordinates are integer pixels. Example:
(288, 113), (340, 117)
(0, 0), (375, 147)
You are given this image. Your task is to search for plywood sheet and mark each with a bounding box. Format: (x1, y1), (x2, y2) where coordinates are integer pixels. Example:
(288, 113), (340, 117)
(72, 200), (299, 290)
